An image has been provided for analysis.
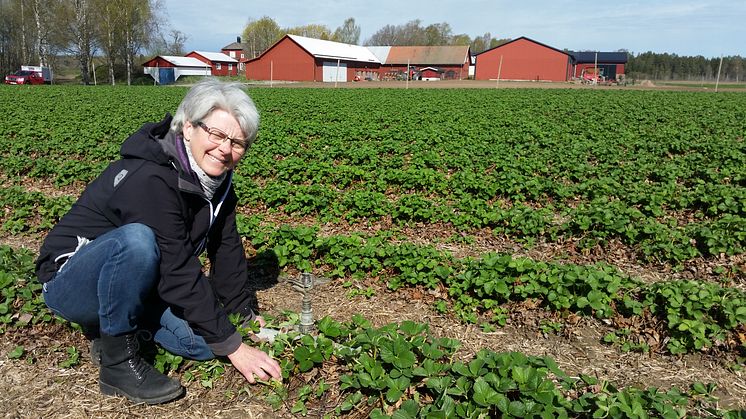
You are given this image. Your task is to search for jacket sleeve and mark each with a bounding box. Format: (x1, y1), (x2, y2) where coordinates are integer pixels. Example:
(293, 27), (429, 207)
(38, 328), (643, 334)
(109, 168), (240, 355)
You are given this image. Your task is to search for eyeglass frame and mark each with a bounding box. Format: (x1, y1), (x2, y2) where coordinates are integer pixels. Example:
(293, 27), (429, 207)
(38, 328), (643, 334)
(195, 121), (248, 152)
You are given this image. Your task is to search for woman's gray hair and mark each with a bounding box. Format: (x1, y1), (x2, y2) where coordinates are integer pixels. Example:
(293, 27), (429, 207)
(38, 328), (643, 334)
(171, 78), (259, 146)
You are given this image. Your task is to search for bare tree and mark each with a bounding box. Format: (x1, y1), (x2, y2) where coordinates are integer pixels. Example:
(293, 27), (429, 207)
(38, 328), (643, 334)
(366, 20), (453, 46)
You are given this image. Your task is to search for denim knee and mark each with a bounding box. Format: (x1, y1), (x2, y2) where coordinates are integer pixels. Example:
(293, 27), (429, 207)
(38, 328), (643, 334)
(117, 223), (160, 268)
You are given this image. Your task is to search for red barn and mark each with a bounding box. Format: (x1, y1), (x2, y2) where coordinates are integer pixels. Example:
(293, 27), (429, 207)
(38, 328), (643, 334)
(186, 51), (239, 76)
(368, 46), (471, 80)
(475, 37), (572, 82)
(245, 34), (380, 82)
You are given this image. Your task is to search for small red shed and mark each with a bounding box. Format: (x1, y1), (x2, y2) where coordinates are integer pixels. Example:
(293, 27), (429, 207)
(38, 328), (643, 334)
(475, 37), (573, 82)
(245, 34), (380, 82)
(186, 51), (239, 76)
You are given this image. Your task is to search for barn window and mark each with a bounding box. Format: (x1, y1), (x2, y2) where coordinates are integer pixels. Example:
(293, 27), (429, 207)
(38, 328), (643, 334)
(216, 63), (222, 70)
(229, 64), (233, 72)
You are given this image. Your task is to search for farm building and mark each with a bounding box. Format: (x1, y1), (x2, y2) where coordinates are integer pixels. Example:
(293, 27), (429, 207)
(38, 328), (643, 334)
(475, 37), (573, 82)
(245, 34), (380, 82)
(368, 45), (471, 80)
(569, 51), (627, 81)
(142, 55), (211, 84)
(185, 51), (240, 77)
(222, 38), (250, 72)
(417, 67), (444, 81)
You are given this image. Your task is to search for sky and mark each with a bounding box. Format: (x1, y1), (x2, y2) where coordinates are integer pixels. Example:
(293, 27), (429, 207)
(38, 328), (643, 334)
(160, 0), (744, 58)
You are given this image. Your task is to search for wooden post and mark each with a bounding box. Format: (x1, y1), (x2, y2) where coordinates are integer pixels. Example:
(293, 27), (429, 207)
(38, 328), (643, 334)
(496, 55), (503, 88)
(715, 55), (723, 92)
(270, 60), (273, 88)
(335, 59), (340, 88)
(406, 59), (410, 89)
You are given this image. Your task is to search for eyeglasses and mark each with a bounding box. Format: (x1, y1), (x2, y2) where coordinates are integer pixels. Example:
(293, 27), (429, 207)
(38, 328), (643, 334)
(196, 122), (247, 152)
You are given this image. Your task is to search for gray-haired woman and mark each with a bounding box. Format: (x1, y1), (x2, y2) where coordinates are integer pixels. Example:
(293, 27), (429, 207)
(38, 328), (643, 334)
(35, 79), (281, 404)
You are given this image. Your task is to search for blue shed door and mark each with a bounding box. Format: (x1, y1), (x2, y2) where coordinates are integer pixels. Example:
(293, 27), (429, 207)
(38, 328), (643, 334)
(159, 68), (175, 85)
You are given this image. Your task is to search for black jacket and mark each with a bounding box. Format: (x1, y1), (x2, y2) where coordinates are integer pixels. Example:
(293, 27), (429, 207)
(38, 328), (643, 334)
(35, 115), (251, 356)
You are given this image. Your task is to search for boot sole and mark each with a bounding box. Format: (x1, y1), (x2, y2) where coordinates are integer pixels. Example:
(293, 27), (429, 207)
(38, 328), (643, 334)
(100, 381), (185, 405)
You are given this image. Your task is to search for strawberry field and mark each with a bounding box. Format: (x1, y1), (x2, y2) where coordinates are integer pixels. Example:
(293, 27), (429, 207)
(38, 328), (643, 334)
(0, 85), (745, 417)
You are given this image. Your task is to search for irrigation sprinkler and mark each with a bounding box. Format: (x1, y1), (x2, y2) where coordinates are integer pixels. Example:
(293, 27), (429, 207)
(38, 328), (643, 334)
(254, 271), (328, 342)
(289, 272), (317, 334)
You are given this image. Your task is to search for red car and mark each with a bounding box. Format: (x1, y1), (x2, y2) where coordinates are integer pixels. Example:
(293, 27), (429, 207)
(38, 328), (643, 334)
(4, 70), (46, 85)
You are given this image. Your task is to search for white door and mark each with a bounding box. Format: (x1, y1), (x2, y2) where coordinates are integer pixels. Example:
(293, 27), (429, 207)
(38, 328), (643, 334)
(322, 61), (347, 82)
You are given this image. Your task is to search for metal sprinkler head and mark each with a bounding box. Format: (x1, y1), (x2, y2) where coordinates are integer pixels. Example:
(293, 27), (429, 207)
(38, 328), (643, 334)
(289, 272), (316, 334)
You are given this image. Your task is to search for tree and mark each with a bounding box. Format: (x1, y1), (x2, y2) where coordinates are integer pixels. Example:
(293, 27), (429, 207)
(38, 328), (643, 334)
(58, 0), (96, 84)
(332, 17), (360, 44)
(119, 0), (156, 85)
(365, 20), (455, 46)
(286, 23), (332, 40)
(242, 16), (282, 58)
(451, 33), (471, 46)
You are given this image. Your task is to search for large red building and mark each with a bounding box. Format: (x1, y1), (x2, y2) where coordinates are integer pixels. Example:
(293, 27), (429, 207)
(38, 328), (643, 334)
(475, 37), (573, 82)
(245, 34), (380, 82)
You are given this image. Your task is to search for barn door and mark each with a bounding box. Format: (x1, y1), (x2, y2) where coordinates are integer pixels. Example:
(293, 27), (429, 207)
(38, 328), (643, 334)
(322, 61), (347, 82)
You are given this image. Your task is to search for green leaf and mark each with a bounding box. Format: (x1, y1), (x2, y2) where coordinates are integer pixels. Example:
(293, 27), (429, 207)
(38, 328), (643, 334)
(8, 345), (24, 359)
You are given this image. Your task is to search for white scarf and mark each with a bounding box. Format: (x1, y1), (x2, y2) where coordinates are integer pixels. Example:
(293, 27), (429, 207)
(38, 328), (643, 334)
(183, 138), (227, 200)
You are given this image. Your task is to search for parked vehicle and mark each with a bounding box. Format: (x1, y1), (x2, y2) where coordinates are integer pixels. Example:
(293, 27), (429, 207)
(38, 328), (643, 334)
(4, 65), (52, 85)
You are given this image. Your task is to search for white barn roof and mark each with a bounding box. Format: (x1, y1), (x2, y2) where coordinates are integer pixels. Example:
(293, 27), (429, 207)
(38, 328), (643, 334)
(191, 51), (238, 63)
(288, 34), (380, 63)
(155, 56), (211, 68)
(367, 46), (391, 63)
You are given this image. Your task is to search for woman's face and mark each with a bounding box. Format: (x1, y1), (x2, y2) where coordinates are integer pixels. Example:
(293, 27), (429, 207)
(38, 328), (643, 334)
(183, 109), (246, 177)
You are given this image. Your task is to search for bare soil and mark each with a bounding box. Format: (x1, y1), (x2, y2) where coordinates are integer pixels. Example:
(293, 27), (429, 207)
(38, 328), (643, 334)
(245, 78), (746, 92)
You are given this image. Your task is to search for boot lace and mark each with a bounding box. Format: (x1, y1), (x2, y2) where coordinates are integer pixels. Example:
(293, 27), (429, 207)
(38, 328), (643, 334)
(125, 334), (152, 381)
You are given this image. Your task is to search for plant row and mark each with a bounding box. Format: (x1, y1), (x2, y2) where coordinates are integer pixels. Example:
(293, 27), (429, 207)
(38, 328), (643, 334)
(235, 222), (745, 357)
(1, 87), (745, 265)
(0, 246), (740, 417)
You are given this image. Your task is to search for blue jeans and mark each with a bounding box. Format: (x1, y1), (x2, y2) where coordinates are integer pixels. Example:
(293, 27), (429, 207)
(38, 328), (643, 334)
(42, 223), (214, 361)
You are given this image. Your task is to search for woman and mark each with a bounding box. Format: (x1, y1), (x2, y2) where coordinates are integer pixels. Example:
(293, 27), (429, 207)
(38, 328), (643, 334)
(35, 79), (282, 404)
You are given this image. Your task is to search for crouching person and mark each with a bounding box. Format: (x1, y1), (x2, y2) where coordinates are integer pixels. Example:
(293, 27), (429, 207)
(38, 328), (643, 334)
(35, 79), (281, 404)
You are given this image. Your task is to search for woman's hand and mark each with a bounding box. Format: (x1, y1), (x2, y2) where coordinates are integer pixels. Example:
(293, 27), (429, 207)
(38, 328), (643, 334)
(227, 342), (282, 384)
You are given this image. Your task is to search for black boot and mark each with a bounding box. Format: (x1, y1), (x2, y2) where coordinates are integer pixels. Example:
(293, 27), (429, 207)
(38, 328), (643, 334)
(98, 333), (184, 404)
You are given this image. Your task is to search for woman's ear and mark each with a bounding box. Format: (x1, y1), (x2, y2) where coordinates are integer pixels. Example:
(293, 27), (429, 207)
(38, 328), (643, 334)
(183, 121), (195, 141)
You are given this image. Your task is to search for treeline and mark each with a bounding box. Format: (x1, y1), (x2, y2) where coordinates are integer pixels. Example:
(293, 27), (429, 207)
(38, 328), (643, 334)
(0, 0), (185, 85)
(626, 52), (744, 82)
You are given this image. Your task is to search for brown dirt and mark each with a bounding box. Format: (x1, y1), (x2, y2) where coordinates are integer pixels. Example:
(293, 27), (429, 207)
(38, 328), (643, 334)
(245, 78), (746, 92)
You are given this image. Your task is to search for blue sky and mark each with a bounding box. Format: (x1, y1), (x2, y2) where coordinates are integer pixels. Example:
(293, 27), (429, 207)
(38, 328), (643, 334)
(161, 0), (744, 58)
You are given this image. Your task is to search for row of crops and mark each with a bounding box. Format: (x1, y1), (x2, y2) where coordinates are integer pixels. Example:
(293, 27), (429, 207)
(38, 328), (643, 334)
(0, 85), (745, 416)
